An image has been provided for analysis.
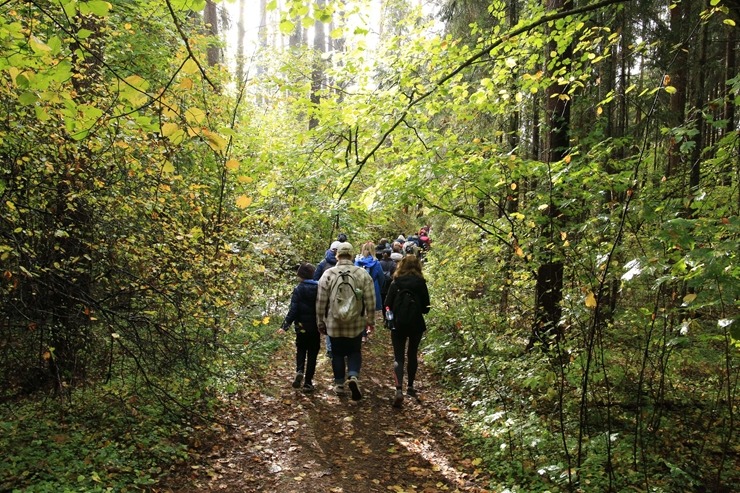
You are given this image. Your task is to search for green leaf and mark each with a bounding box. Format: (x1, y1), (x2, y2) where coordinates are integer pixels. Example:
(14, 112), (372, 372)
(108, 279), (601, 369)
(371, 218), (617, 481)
(279, 19), (295, 35)
(170, 0), (206, 10)
(18, 92), (38, 105)
(79, 1), (112, 17)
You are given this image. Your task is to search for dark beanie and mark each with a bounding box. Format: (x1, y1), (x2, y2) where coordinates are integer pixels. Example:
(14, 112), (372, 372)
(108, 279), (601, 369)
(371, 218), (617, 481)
(297, 262), (315, 280)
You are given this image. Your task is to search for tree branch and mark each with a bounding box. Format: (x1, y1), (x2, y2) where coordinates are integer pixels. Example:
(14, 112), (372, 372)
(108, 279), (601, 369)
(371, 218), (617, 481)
(164, 0), (218, 92)
(336, 0), (631, 206)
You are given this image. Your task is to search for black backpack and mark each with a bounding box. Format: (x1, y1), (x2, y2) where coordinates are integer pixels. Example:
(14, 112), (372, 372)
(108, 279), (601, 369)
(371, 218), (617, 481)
(393, 288), (422, 329)
(380, 270), (392, 300)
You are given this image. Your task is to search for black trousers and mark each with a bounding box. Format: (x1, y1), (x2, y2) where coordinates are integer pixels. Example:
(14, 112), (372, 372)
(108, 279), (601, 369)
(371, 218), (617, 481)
(295, 330), (321, 383)
(390, 330), (423, 389)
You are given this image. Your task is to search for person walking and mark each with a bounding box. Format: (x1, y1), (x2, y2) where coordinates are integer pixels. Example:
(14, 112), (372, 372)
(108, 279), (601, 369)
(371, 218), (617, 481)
(378, 247), (396, 307)
(314, 241), (340, 281)
(314, 241), (340, 358)
(278, 263), (320, 393)
(316, 242), (376, 401)
(355, 241), (385, 342)
(383, 254), (430, 408)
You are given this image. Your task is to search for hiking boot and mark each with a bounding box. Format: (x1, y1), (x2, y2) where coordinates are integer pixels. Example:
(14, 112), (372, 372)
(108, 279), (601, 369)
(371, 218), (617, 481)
(407, 386), (418, 398)
(334, 384), (346, 396)
(347, 376), (362, 401)
(392, 389), (404, 408)
(302, 382), (314, 393)
(292, 372), (303, 389)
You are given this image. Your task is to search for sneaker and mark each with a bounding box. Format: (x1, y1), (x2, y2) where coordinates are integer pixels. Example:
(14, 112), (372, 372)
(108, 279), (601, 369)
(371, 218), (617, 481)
(392, 389), (404, 408)
(292, 372), (303, 389)
(347, 376), (362, 401)
(302, 382), (314, 393)
(334, 384), (346, 396)
(407, 386), (417, 398)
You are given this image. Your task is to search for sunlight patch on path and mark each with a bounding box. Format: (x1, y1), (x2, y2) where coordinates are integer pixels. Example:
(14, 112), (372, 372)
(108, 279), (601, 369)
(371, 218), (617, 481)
(396, 435), (470, 489)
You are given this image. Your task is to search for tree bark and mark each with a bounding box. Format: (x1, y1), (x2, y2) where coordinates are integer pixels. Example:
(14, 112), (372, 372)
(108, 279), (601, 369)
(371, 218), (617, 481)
(529, 0), (572, 351)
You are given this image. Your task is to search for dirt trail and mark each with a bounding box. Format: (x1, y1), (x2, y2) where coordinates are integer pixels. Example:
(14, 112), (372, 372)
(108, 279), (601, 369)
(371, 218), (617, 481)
(162, 332), (492, 492)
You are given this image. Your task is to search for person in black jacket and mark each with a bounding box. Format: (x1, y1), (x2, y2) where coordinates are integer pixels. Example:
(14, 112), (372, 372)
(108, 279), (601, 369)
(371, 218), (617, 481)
(383, 254), (430, 408)
(279, 262), (320, 392)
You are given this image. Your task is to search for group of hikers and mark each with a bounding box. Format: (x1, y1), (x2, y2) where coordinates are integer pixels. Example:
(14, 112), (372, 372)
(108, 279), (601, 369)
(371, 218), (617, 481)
(278, 228), (432, 408)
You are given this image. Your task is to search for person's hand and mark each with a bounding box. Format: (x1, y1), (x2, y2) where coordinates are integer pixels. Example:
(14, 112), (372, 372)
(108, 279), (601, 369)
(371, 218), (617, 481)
(277, 327), (286, 335)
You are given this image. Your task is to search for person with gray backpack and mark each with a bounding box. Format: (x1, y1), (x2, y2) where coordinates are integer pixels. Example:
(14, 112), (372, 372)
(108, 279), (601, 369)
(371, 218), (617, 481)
(316, 242), (376, 400)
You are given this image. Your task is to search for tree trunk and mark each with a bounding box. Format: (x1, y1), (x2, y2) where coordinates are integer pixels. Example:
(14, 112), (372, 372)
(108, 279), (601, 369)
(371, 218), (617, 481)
(309, 0), (327, 130)
(236, 0), (246, 84)
(204, 0), (221, 66)
(528, 0), (572, 351)
(666, 0), (688, 178)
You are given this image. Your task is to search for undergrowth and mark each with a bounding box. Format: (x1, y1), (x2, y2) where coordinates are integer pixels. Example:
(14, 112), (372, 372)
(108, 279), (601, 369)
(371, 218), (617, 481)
(423, 300), (739, 492)
(0, 322), (279, 492)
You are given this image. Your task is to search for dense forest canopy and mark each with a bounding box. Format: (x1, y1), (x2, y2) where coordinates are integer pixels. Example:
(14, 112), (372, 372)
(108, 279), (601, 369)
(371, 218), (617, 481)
(1, 0), (738, 491)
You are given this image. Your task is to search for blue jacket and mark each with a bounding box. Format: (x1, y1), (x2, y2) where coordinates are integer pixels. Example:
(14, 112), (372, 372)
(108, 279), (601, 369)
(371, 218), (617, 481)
(282, 280), (319, 334)
(313, 249), (337, 281)
(355, 255), (385, 311)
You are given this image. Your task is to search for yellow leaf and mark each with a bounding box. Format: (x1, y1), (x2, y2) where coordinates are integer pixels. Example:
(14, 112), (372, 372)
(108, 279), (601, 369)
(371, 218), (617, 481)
(179, 77), (193, 90)
(161, 122), (179, 137)
(472, 457), (483, 466)
(564, 154), (572, 164)
(664, 85), (677, 94)
(585, 292), (597, 308)
(182, 58), (199, 75)
(225, 159), (240, 170)
(510, 182), (517, 190)
(236, 195), (253, 208)
(29, 36), (51, 53)
(262, 316), (270, 325)
(560, 231), (567, 240)
(162, 161), (175, 173)
(596, 106), (603, 116)
(682, 293), (697, 304)
(185, 107), (206, 124)
(237, 175), (253, 183)
(515, 245), (524, 257)
(202, 129), (227, 152)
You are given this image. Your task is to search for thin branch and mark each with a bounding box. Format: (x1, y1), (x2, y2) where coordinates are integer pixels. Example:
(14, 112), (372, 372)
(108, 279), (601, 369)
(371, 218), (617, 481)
(164, 0), (218, 91)
(335, 0), (631, 206)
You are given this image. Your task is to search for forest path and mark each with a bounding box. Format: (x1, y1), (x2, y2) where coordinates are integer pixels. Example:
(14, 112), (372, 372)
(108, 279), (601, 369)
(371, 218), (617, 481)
(163, 331), (493, 492)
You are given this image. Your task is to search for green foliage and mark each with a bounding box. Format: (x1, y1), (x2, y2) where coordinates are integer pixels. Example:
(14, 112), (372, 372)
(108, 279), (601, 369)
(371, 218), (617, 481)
(1, 0), (738, 491)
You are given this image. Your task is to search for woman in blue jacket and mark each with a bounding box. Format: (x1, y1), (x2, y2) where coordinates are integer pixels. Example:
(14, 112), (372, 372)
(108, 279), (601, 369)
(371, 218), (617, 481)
(355, 241), (385, 341)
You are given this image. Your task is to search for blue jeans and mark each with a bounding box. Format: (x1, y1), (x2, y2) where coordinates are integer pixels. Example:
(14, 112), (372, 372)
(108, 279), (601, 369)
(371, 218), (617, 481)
(325, 334), (332, 353)
(328, 334), (363, 384)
